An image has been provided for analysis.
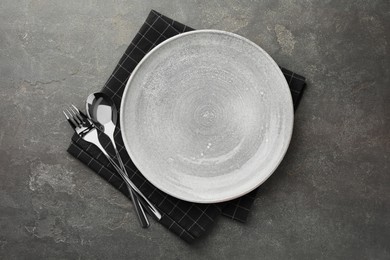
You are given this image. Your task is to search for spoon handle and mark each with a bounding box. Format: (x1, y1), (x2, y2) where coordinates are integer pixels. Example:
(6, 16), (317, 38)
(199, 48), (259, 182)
(113, 147), (162, 221)
(107, 140), (151, 227)
(114, 153), (162, 220)
(129, 187), (150, 228)
(106, 156), (150, 228)
(82, 127), (150, 227)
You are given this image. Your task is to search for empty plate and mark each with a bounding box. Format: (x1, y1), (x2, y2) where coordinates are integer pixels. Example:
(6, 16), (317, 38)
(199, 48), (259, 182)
(120, 30), (293, 203)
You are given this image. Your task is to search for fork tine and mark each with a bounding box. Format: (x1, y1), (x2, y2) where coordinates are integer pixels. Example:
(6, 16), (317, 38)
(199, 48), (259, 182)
(71, 104), (79, 113)
(67, 109), (80, 127)
(63, 110), (70, 120)
(70, 104), (85, 123)
(63, 109), (77, 129)
(78, 109), (89, 120)
(75, 110), (85, 123)
(72, 104), (87, 118)
(69, 106), (82, 125)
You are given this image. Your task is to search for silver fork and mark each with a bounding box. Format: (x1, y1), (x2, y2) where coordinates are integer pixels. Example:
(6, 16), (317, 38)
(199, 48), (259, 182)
(63, 105), (151, 227)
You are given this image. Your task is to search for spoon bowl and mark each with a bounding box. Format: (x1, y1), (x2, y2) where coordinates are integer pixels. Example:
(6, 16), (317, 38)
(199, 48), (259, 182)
(86, 92), (151, 227)
(86, 92), (118, 144)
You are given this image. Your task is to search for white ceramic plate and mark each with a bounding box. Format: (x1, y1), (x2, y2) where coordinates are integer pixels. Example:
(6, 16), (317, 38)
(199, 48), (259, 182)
(120, 30), (293, 203)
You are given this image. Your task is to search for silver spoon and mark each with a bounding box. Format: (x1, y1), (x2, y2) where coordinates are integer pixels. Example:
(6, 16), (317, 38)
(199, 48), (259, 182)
(86, 93), (161, 227)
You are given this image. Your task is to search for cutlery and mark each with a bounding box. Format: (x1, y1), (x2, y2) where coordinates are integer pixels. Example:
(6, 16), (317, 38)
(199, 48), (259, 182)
(85, 93), (162, 221)
(85, 92), (129, 185)
(63, 105), (150, 227)
(85, 93), (151, 227)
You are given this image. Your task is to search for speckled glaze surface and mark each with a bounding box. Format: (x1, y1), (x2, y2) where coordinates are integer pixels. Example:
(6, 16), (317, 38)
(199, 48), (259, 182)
(120, 30), (294, 203)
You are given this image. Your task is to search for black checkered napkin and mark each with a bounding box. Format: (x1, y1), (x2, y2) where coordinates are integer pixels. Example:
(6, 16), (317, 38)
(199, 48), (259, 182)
(67, 10), (306, 242)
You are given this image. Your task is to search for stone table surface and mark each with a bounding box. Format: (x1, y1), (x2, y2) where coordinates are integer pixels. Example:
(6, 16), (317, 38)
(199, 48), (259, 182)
(1, 0), (389, 259)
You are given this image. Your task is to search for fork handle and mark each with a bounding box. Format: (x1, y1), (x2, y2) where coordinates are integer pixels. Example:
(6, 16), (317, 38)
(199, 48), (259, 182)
(111, 150), (151, 226)
(129, 187), (150, 228)
(83, 129), (150, 227)
(109, 133), (162, 221)
(107, 156), (150, 228)
(113, 162), (162, 221)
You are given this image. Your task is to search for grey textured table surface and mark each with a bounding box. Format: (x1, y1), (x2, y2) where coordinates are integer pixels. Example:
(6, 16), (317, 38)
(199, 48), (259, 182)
(1, 1), (389, 259)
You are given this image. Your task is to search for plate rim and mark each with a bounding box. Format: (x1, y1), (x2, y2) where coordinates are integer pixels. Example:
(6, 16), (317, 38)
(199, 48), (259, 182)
(120, 29), (294, 203)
